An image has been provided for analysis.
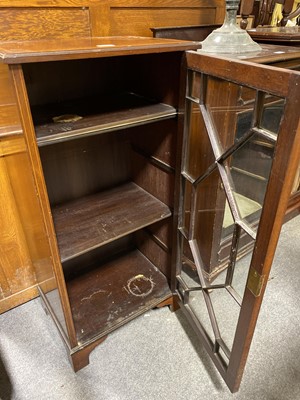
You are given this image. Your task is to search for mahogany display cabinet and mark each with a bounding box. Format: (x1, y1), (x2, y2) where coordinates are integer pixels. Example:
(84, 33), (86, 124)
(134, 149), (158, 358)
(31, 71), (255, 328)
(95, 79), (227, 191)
(0, 37), (200, 371)
(0, 38), (299, 393)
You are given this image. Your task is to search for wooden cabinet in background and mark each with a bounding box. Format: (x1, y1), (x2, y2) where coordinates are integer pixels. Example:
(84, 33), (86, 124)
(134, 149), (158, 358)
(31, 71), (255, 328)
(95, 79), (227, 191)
(0, 62), (53, 313)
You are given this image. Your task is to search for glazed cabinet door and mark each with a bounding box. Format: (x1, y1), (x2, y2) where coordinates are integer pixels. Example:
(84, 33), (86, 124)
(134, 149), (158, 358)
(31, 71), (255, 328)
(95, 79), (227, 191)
(174, 51), (300, 392)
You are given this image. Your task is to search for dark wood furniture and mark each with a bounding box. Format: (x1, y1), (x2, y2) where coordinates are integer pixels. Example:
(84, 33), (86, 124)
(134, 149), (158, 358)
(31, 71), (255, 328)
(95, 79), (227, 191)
(1, 36), (299, 394)
(0, 0), (225, 314)
(239, 0), (296, 29)
(248, 25), (300, 44)
(0, 36), (200, 369)
(151, 24), (222, 41)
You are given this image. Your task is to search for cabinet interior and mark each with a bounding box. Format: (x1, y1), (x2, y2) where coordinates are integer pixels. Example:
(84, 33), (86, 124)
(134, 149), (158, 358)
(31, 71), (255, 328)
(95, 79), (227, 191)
(22, 52), (182, 343)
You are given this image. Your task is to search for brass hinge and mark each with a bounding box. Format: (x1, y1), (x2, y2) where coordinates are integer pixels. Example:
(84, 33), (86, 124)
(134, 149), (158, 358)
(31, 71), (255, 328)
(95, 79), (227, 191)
(246, 267), (265, 297)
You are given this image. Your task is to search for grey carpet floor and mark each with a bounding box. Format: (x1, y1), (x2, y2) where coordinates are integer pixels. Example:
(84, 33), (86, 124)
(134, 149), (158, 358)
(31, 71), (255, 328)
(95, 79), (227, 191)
(0, 216), (299, 400)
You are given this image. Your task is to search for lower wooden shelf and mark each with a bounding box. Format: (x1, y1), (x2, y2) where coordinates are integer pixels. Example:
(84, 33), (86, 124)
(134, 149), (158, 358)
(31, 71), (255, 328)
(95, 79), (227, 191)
(52, 182), (171, 262)
(66, 249), (172, 344)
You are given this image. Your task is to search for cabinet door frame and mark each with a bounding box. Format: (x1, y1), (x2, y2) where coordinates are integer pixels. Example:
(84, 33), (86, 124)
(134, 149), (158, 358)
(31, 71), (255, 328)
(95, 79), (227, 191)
(174, 51), (300, 393)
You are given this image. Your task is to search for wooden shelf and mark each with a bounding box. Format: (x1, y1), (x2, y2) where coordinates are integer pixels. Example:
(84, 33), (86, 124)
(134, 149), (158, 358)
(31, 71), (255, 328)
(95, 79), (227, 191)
(33, 92), (177, 146)
(52, 182), (171, 262)
(67, 249), (172, 343)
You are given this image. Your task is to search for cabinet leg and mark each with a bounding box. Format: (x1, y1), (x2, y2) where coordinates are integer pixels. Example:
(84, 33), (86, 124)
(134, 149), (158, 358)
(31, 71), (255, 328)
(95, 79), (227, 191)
(155, 295), (179, 311)
(169, 295), (180, 312)
(69, 335), (108, 372)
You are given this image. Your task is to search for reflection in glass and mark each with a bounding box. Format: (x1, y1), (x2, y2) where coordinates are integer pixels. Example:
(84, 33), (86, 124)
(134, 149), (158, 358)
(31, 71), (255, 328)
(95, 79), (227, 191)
(178, 255), (245, 355)
(210, 287), (241, 351)
(231, 235), (255, 300)
(204, 76), (257, 152)
(187, 70), (201, 102)
(260, 94), (285, 135)
(192, 168), (226, 275)
(45, 288), (68, 335)
(222, 133), (275, 233)
(183, 101), (215, 181)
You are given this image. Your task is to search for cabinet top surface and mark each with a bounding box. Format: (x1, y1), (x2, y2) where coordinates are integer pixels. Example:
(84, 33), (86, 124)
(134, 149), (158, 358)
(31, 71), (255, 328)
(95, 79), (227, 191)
(248, 26), (300, 41)
(191, 44), (300, 64)
(0, 36), (200, 64)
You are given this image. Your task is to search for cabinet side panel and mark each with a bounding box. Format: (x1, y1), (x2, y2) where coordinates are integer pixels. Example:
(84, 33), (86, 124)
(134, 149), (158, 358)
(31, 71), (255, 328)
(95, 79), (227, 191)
(0, 64), (22, 135)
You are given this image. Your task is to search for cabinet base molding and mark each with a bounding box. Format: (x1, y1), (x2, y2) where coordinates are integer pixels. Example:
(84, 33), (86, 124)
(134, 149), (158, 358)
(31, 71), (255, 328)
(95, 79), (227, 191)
(69, 335), (108, 372)
(40, 283), (174, 371)
(0, 285), (38, 314)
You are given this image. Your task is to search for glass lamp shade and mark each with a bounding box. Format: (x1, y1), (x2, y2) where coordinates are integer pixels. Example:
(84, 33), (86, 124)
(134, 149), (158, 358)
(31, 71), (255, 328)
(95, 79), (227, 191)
(200, 0), (261, 54)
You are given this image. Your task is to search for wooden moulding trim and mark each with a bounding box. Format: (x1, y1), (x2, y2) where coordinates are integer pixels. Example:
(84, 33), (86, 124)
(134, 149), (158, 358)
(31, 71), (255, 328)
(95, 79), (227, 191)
(9, 64), (78, 348)
(0, 285), (39, 314)
(0, 0), (101, 7)
(0, 127), (23, 139)
(110, 0), (220, 7)
(0, 42), (200, 65)
(186, 51), (300, 98)
(0, 133), (26, 157)
(89, 5), (110, 37)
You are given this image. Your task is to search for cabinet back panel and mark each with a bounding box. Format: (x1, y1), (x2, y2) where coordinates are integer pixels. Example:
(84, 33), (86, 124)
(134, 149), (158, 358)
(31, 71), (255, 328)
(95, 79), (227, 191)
(128, 119), (177, 169)
(23, 54), (181, 109)
(39, 133), (130, 206)
(62, 236), (134, 281)
(23, 58), (131, 107)
(131, 151), (175, 208)
(135, 228), (171, 279)
(126, 53), (182, 107)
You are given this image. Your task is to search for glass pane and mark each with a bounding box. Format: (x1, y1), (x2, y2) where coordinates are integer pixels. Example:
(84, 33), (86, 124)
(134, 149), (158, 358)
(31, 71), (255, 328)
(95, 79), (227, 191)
(179, 267), (241, 354)
(210, 287), (241, 352)
(223, 133), (275, 232)
(210, 229), (254, 303)
(203, 76), (257, 152)
(260, 94), (285, 135)
(231, 235), (255, 300)
(181, 179), (192, 235)
(193, 168), (225, 276)
(45, 288), (68, 335)
(183, 101), (215, 180)
(222, 196), (235, 239)
(188, 290), (216, 345)
(187, 70), (201, 101)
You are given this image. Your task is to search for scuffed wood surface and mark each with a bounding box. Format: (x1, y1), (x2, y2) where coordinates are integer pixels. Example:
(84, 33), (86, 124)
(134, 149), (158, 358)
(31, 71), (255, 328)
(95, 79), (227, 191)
(53, 182), (171, 262)
(67, 249), (171, 343)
